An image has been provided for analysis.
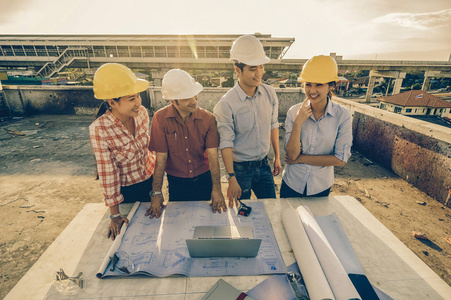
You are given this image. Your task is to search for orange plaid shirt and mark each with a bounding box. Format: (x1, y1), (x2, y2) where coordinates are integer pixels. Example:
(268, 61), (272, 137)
(89, 106), (156, 206)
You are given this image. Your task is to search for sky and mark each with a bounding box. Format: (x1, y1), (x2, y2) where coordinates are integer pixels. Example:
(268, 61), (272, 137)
(1, 0), (450, 61)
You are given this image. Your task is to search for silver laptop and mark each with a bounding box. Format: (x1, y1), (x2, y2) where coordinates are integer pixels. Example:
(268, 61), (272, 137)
(186, 226), (262, 257)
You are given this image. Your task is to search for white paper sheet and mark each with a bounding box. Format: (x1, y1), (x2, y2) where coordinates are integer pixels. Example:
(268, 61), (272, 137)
(97, 201), (285, 278)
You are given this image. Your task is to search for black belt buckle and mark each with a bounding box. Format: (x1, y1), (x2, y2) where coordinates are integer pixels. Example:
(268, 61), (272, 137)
(237, 200), (252, 217)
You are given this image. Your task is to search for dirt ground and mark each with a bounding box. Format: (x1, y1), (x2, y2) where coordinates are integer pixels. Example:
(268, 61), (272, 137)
(0, 114), (450, 298)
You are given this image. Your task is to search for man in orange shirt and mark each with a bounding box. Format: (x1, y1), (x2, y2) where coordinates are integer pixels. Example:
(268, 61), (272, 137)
(146, 69), (226, 218)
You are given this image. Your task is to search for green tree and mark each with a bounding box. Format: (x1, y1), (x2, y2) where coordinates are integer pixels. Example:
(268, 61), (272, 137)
(355, 70), (369, 78)
(221, 77), (234, 88)
(411, 83), (422, 90)
(402, 72), (424, 88)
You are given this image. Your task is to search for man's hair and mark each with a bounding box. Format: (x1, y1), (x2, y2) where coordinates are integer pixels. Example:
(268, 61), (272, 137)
(234, 61), (246, 71)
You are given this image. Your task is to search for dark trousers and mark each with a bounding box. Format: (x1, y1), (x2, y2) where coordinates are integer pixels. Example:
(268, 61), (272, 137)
(167, 170), (212, 201)
(233, 156), (276, 200)
(120, 176), (153, 203)
(280, 180), (331, 198)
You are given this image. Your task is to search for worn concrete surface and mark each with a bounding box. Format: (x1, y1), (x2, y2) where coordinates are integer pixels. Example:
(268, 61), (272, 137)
(0, 113), (450, 299)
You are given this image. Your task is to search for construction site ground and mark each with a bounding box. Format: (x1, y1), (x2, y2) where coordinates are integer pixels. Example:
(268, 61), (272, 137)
(0, 114), (450, 298)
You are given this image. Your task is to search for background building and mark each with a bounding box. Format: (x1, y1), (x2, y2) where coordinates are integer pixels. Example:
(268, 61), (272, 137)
(378, 90), (451, 118)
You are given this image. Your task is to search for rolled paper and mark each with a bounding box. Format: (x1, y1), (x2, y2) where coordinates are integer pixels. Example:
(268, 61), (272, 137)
(96, 201), (141, 278)
(282, 206), (335, 300)
(297, 206), (361, 300)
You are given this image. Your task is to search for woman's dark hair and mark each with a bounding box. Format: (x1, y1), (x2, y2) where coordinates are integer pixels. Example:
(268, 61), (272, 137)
(95, 98), (120, 119)
(93, 97), (120, 180)
(328, 82), (337, 98)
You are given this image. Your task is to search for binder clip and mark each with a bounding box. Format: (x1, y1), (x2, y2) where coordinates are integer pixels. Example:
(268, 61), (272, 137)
(237, 200), (252, 217)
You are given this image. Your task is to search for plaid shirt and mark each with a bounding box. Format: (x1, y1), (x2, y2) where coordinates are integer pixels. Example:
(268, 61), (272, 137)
(89, 106), (156, 206)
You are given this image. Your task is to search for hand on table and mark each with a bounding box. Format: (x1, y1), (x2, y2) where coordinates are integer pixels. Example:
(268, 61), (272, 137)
(145, 194), (166, 219)
(107, 216), (129, 240)
(210, 189), (227, 213)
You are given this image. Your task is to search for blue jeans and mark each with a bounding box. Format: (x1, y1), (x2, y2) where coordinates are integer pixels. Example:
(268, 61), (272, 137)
(233, 157), (276, 200)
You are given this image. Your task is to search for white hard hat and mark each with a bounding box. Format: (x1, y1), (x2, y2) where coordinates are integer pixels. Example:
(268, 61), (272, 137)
(230, 35), (270, 66)
(161, 69), (203, 100)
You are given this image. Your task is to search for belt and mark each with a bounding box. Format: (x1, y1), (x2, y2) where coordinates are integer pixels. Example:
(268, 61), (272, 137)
(234, 156), (268, 168)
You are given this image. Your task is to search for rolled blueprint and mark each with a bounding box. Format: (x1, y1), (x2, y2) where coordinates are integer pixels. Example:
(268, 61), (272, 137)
(282, 206), (334, 300)
(96, 201), (141, 278)
(297, 206), (361, 300)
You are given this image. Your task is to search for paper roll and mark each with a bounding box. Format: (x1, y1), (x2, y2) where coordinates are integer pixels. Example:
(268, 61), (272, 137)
(96, 201), (141, 278)
(282, 206), (335, 300)
(297, 206), (361, 300)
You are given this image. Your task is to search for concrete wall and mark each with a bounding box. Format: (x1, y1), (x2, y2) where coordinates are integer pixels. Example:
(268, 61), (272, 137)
(3, 85), (304, 116)
(335, 97), (451, 206)
(3, 85), (99, 115)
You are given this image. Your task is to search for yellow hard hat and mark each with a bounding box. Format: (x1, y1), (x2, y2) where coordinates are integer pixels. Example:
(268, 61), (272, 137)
(93, 63), (149, 99)
(298, 55), (339, 84)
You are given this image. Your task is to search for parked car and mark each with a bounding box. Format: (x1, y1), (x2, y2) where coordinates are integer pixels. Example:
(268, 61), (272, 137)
(343, 91), (356, 97)
(359, 94), (378, 99)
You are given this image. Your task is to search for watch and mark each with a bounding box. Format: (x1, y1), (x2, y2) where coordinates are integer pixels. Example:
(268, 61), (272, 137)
(110, 213), (122, 219)
(226, 173), (236, 180)
(150, 190), (163, 197)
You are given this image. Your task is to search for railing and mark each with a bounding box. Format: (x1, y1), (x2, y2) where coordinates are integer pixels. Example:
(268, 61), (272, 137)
(281, 58), (451, 66)
(36, 48), (88, 78)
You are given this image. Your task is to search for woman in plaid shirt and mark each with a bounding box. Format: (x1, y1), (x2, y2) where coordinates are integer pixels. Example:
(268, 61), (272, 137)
(89, 63), (156, 240)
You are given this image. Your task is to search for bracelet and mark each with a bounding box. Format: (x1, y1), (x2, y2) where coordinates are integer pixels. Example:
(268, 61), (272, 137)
(110, 213), (122, 219)
(150, 190), (163, 197)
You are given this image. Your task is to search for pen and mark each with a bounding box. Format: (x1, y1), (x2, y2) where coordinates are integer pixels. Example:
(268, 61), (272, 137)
(174, 131), (177, 140)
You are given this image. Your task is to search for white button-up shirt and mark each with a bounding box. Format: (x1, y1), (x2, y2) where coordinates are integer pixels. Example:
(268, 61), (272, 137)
(214, 83), (279, 162)
(282, 99), (352, 195)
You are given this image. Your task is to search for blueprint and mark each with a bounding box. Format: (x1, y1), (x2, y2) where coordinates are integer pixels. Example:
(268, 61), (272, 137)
(97, 201), (286, 278)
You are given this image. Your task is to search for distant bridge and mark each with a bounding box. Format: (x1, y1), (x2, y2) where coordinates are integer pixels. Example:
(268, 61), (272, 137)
(1, 34), (450, 74)
(1, 34), (450, 101)
(1, 49), (450, 74)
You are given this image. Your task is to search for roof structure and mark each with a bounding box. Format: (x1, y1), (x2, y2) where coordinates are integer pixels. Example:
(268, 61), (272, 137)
(377, 90), (451, 108)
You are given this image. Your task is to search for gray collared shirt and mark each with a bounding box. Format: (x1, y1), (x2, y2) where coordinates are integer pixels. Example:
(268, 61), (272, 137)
(214, 83), (279, 162)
